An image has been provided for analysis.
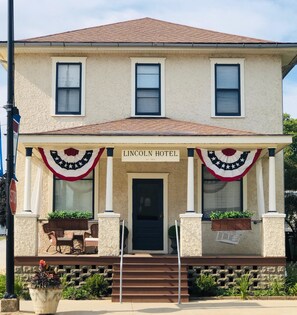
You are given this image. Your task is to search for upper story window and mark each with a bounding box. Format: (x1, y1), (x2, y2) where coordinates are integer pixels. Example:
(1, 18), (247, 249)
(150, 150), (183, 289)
(211, 58), (245, 118)
(136, 64), (160, 115)
(131, 58), (166, 117)
(56, 63), (82, 114)
(52, 57), (86, 116)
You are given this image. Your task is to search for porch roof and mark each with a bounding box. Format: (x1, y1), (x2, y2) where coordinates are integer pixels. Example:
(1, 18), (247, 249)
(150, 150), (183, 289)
(20, 118), (292, 153)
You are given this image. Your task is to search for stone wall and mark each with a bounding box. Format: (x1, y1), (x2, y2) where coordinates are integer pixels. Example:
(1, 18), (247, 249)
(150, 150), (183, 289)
(188, 265), (286, 291)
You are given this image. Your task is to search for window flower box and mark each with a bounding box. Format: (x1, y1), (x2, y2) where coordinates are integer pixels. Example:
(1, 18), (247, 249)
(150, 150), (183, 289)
(47, 211), (91, 230)
(210, 211), (252, 231)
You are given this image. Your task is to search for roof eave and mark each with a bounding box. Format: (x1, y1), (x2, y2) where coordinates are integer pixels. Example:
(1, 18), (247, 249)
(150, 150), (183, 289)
(19, 133), (292, 153)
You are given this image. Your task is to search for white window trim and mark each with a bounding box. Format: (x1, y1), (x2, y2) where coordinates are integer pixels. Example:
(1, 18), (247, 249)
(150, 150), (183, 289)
(130, 57), (166, 117)
(210, 58), (245, 118)
(51, 57), (87, 116)
(127, 172), (169, 254)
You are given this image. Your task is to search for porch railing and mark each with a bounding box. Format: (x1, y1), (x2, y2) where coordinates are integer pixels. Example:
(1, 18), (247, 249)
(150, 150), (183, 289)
(175, 219), (181, 304)
(119, 219), (125, 303)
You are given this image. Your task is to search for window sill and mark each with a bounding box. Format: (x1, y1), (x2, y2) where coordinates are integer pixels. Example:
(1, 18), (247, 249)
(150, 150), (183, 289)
(51, 114), (86, 117)
(211, 115), (245, 119)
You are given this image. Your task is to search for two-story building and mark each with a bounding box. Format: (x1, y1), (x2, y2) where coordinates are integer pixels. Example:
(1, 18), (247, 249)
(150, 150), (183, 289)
(0, 17), (296, 301)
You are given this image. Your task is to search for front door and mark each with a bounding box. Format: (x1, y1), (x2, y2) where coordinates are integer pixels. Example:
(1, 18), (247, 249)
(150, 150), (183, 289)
(132, 179), (164, 251)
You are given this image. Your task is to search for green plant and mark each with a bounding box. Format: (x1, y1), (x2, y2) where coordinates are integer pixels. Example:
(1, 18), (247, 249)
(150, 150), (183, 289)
(194, 274), (218, 296)
(62, 286), (90, 300)
(210, 210), (253, 220)
(236, 274), (251, 299)
(268, 278), (286, 296)
(84, 274), (108, 297)
(30, 260), (61, 289)
(168, 225), (180, 239)
(48, 210), (91, 220)
(286, 263), (297, 287)
(288, 283), (297, 295)
(0, 274), (30, 300)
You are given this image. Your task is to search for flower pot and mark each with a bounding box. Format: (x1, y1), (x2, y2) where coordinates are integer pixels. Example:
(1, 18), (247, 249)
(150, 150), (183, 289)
(29, 287), (62, 314)
(211, 218), (251, 231)
(169, 236), (178, 254)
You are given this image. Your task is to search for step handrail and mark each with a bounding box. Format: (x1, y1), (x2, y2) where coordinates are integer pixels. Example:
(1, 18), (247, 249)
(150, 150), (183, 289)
(119, 219), (125, 303)
(175, 219), (181, 304)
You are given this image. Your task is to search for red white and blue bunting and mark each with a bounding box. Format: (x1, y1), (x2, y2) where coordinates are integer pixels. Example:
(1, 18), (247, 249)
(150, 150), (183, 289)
(38, 147), (105, 181)
(196, 148), (261, 181)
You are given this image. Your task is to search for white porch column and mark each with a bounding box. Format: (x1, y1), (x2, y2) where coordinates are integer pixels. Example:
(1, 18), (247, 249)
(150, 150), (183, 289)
(268, 148), (276, 212)
(105, 147), (114, 212)
(256, 159), (265, 216)
(187, 148), (194, 212)
(179, 148), (202, 256)
(98, 147), (120, 256)
(261, 148), (285, 257)
(23, 147), (32, 212)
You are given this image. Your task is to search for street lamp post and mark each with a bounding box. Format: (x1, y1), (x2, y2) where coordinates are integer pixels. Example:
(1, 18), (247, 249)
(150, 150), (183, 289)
(4, 0), (16, 299)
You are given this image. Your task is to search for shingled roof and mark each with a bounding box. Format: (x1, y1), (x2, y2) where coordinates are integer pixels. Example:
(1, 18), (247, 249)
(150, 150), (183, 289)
(23, 17), (271, 44)
(33, 118), (257, 137)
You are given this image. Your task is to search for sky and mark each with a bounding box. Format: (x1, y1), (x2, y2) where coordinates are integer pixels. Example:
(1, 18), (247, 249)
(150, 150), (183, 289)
(0, 0), (297, 117)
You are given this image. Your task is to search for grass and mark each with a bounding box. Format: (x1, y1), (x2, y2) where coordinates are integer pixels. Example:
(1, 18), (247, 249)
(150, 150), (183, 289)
(0, 236), (5, 241)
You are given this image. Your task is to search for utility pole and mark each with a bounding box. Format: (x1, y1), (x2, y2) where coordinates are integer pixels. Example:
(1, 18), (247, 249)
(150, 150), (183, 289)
(4, 0), (17, 298)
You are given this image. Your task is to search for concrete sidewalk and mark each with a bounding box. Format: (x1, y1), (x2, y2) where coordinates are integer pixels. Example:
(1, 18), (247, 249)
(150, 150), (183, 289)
(4, 299), (297, 315)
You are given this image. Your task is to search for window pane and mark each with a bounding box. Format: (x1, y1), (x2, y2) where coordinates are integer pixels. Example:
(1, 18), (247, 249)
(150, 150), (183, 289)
(216, 91), (239, 115)
(136, 90), (159, 113)
(203, 167), (242, 219)
(216, 65), (239, 89)
(57, 89), (80, 113)
(54, 178), (93, 216)
(137, 65), (159, 88)
(58, 64), (81, 88)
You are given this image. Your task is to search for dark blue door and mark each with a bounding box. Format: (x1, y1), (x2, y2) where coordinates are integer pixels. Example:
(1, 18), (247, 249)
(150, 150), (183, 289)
(132, 179), (163, 250)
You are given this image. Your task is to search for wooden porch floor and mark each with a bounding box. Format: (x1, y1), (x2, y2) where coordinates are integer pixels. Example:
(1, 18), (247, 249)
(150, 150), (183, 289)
(15, 254), (286, 266)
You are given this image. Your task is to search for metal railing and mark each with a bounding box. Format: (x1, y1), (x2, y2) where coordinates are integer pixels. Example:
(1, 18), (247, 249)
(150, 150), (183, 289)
(119, 220), (125, 303)
(175, 219), (181, 304)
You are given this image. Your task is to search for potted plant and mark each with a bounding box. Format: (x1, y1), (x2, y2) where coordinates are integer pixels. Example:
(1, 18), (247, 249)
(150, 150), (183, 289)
(210, 210), (253, 231)
(29, 259), (62, 314)
(168, 225), (180, 254)
(48, 210), (91, 230)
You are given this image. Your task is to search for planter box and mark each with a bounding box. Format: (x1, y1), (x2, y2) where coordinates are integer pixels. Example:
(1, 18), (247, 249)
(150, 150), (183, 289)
(211, 218), (251, 231)
(48, 219), (88, 230)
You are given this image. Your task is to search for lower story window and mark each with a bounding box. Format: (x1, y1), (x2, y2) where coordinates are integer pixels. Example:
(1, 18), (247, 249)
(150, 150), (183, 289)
(53, 171), (94, 218)
(202, 166), (242, 219)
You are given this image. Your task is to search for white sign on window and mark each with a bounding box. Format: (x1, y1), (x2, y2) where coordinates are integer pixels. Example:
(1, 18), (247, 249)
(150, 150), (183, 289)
(122, 150), (180, 162)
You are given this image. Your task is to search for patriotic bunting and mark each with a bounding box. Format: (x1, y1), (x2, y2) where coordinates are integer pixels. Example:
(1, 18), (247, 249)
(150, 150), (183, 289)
(39, 147), (105, 181)
(196, 148), (261, 181)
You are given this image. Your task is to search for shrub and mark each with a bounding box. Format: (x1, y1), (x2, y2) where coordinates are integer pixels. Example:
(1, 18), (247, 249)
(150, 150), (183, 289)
(194, 274), (218, 296)
(288, 283), (297, 296)
(0, 275), (30, 300)
(62, 286), (89, 300)
(268, 278), (286, 296)
(286, 263), (297, 287)
(84, 274), (108, 297)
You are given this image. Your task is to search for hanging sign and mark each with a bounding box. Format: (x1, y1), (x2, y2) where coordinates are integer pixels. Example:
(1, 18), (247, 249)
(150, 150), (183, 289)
(122, 149), (180, 162)
(9, 178), (17, 215)
(196, 148), (261, 181)
(39, 147), (105, 181)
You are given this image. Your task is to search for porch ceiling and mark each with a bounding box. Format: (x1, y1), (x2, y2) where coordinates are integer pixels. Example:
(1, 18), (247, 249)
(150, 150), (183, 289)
(19, 118), (292, 153)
